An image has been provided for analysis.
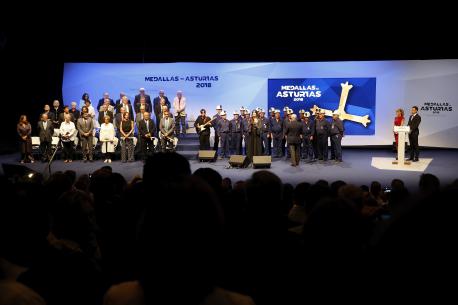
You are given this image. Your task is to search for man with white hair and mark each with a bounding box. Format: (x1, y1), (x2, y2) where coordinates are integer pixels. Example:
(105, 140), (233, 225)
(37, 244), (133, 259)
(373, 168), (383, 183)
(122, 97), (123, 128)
(116, 92), (131, 108)
(330, 110), (344, 162)
(135, 88), (152, 111)
(97, 92), (114, 110)
(152, 89), (169, 120)
(314, 109), (330, 161)
(285, 113), (303, 167)
(173, 90), (186, 137)
(69, 101), (80, 121)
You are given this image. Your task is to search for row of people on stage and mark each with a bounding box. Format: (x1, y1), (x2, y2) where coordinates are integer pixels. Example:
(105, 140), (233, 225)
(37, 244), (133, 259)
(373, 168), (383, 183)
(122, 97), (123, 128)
(42, 88), (187, 136)
(17, 105), (179, 163)
(195, 105), (345, 165)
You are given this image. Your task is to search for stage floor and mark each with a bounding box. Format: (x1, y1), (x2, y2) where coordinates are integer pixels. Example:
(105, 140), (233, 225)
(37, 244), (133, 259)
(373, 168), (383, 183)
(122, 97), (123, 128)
(1, 149), (457, 191)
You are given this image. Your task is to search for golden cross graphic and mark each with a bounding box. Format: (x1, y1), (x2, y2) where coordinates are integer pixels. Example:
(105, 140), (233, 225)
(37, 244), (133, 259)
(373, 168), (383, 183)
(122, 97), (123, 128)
(310, 81), (371, 127)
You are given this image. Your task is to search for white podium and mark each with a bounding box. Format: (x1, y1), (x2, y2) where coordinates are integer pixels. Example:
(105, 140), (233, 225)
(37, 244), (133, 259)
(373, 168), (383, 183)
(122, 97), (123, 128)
(393, 126), (410, 166)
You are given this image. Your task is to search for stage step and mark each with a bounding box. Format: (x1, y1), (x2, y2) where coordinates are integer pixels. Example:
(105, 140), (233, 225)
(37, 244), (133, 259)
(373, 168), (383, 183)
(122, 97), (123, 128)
(175, 143), (200, 151)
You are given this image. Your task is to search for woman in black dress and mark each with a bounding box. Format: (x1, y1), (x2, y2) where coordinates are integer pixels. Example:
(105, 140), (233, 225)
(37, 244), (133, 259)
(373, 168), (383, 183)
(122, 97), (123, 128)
(17, 115), (34, 163)
(246, 110), (262, 163)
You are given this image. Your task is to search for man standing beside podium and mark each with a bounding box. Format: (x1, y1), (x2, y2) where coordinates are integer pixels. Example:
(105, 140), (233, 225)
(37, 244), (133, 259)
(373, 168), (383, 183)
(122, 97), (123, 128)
(407, 106), (421, 162)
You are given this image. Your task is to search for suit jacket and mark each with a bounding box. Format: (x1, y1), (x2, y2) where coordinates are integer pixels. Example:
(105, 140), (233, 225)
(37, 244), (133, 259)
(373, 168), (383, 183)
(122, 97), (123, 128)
(98, 110), (114, 125)
(115, 98), (131, 108)
(70, 109), (80, 121)
(97, 98), (115, 110)
(134, 94), (152, 111)
(285, 120), (303, 144)
(138, 119), (156, 138)
(77, 117), (94, 137)
(153, 96), (171, 115)
(116, 104), (134, 121)
(37, 120), (54, 142)
(160, 117), (175, 137)
(134, 103), (151, 114)
(408, 114), (421, 134)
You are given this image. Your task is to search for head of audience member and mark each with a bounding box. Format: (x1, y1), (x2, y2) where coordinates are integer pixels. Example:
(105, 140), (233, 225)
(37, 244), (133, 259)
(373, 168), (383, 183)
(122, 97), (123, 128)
(293, 182), (311, 207)
(43, 104), (50, 112)
(0, 281), (46, 305)
(222, 177), (232, 192)
(193, 168), (223, 196)
(245, 171), (284, 230)
(411, 106), (418, 115)
(53, 100), (60, 108)
(52, 189), (98, 257)
(330, 180), (346, 197)
(143, 152), (191, 187)
(419, 173), (440, 196)
(137, 175), (223, 304)
(370, 181), (382, 198)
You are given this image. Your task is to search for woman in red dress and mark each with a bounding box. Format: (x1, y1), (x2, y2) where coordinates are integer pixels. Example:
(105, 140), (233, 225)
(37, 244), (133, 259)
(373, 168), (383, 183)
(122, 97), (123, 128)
(393, 108), (405, 158)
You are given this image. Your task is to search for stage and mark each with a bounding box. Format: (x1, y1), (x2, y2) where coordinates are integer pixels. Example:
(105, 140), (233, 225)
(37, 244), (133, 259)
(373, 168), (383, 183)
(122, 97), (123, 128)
(1, 149), (457, 191)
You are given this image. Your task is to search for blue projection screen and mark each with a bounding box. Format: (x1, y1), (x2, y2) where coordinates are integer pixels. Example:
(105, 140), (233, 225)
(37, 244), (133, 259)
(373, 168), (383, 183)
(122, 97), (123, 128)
(63, 60), (458, 148)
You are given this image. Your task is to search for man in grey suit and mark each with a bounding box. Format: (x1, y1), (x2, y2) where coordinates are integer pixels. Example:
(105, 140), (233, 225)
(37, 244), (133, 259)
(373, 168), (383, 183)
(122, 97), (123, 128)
(37, 113), (54, 162)
(77, 112), (94, 162)
(159, 109), (176, 152)
(285, 114), (303, 167)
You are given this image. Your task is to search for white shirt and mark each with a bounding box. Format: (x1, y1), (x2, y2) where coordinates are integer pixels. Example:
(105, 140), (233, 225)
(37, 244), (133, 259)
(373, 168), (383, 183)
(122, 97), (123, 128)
(59, 121), (76, 141)
(100, 123), (115, 141)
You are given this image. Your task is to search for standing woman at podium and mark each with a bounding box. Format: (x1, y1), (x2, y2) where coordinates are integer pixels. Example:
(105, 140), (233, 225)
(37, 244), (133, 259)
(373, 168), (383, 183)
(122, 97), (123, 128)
(246, 110), (262, 163)
(393, 108), (405, 159)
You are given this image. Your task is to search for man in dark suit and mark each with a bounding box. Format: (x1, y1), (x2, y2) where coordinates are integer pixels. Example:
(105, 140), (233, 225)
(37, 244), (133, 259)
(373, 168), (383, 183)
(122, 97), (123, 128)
(59, 106), (75, 123)
(117, 96), (134, 121)
(285, 114), (303, 166)
(37, 113), (54, 162)
(135, 88), (153, 112)
(50, 100), (62, 129)
(70, 102), (80, 121)
(97, 92), (115, 110)
(98, 104), (114, 125)
(407, 106), (421, 162)
(153, 90), (170, 123)
(138, 112), (156, 160)
(115, 92), (131, 109)
(134, 96), (151, 113)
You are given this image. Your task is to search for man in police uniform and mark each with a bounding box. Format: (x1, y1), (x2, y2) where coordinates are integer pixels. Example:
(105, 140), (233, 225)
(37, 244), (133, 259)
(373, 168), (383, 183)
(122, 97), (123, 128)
(217, 111), (230, 159)
(259, 109), (271, 155)
(271, 109), (284, 158)
(212, 105), (223, 153)
(230, 111), (242, 155)
(330, 111), (344, 162)
(314, 109), (330, 161)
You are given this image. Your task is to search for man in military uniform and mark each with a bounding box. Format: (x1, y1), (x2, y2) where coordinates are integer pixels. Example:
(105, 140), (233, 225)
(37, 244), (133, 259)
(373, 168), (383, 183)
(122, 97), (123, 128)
(330, 111), (344, 162)
(271, 109), (284, 158)
(314, 109), (330, 161)
(212, 105), (223, 153)
(217, 111), (230, 159)
(259, 109), (271, 155)
(230, 111), (242, 155)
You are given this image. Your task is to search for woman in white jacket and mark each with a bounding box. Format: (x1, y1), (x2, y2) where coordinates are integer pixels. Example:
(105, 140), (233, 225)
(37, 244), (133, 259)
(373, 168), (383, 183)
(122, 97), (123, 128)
(59, 114), (77, 163)
(99, 116), (116, 163)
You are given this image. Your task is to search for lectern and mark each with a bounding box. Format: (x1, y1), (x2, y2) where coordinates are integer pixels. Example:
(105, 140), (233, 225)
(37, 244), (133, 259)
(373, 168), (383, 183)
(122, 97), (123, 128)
(393, 126), (410, 166)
